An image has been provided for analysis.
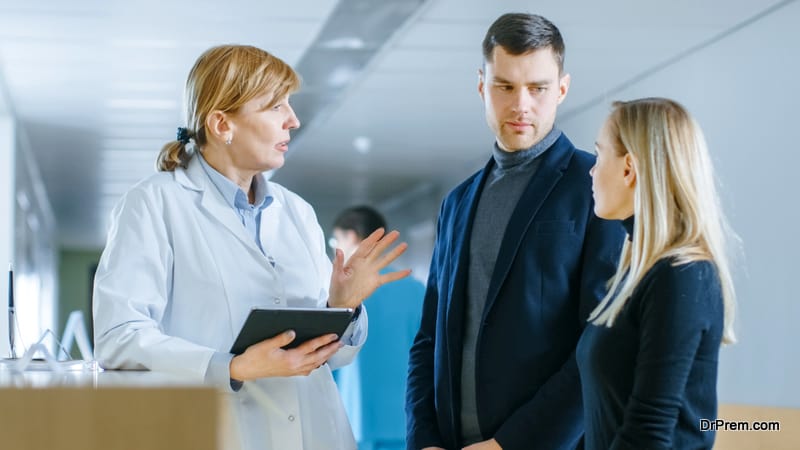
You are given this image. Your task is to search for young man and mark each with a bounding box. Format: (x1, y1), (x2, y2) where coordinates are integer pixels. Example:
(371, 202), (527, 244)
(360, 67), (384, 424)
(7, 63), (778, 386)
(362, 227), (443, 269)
(406, 13), (625, 450)
(332, 206), (426, 450)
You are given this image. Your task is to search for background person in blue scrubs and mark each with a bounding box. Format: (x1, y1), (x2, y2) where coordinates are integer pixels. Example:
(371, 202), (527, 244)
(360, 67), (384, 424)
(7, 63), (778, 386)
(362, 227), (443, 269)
(332, 206), (425, 450)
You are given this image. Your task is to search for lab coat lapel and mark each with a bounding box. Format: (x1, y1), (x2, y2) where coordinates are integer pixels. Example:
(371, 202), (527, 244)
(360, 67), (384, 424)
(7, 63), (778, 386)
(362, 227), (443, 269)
(178, 157), (268, 260)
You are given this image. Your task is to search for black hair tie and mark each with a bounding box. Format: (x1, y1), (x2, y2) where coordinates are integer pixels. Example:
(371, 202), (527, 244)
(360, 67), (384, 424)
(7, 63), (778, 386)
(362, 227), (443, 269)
(176, 127), (191, 145)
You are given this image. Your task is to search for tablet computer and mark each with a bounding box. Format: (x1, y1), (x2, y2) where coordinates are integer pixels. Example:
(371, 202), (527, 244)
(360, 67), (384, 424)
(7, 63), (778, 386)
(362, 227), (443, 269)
(230, 307), (355, 354)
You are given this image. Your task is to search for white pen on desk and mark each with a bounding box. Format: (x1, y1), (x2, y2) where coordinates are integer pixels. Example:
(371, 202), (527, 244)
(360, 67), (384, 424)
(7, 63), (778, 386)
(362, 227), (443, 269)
(8, 262), (16, 359)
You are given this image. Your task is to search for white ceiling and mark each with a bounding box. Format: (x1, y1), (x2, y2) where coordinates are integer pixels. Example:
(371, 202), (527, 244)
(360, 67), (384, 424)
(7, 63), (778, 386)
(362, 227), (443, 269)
(0, 0), (788, 248)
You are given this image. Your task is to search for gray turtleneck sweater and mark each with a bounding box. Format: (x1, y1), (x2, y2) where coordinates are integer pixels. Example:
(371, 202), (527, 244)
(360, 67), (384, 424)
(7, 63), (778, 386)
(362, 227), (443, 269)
(460, 128), (562, 445)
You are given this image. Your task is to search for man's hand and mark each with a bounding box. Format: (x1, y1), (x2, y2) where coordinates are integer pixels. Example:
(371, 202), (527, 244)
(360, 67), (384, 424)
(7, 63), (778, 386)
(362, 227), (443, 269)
(463, 438), (502, 450)
(328, 228), (410, 309)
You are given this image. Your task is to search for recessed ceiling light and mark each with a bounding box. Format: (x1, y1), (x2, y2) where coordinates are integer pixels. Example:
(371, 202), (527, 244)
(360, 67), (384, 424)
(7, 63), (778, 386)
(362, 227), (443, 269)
(321, 37), (365, 50)
(353, 136), (371, 154)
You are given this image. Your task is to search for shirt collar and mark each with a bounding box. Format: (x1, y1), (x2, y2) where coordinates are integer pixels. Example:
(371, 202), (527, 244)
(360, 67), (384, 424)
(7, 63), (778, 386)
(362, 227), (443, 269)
(198, 152), (273, 211)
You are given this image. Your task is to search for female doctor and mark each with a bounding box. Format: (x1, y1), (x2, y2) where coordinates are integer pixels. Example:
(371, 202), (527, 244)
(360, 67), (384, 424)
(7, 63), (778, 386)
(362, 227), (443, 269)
(93, 44), (411, 450)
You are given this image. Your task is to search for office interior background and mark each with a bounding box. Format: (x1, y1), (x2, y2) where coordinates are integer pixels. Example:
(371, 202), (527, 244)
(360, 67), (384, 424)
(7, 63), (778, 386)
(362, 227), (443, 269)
(0, 0), (798, 418)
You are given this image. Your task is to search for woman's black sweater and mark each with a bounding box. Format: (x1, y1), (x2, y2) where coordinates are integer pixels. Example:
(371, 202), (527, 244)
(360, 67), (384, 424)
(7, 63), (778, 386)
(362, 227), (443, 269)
(577, 217), (724, 450)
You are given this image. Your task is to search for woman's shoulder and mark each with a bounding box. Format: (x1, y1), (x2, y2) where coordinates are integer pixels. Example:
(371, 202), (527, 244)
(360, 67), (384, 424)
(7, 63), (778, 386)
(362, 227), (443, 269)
(131, 170), (180, 191)
(636, 257), (721, 313)
(646, 257), (718, 285)
(264, 180), (319, 221)
(630, 256), (724, 339)
(265, 181), (311, 208)
(110, 171), (187, 212)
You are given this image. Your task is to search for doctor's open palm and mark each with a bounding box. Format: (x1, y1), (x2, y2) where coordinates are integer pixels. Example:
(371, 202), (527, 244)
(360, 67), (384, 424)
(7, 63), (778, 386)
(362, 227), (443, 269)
(230, 228), (410, 381)
(328, 228), (411, 309)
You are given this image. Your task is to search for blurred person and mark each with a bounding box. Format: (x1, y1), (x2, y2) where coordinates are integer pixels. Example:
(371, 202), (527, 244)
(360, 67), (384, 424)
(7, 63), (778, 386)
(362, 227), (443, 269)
(93, 44), (410, 450)
(332, 206), (426, 450)
(578, 97), (737, 449)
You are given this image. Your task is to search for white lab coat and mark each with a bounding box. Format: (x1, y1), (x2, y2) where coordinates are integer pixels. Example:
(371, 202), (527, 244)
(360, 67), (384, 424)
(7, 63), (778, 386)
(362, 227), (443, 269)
(93, 155), (364, 450)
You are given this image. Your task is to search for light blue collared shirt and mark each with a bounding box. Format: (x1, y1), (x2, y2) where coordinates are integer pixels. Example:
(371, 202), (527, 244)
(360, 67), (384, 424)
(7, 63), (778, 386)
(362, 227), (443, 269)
(198, 153), (273, 257)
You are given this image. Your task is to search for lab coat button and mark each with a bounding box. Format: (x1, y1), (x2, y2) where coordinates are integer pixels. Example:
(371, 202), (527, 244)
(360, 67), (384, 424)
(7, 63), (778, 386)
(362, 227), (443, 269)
(288, 415), (295, 422)
(273, 297), (281, 304)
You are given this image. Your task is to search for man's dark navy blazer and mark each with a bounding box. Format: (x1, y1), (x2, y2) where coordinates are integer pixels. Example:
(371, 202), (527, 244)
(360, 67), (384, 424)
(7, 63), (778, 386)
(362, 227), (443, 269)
(406, 134), (625, 450)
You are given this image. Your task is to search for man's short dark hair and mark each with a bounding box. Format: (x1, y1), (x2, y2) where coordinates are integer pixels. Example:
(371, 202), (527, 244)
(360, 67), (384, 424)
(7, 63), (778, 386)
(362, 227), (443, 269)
(333, 205), (387, 240)
(482, 13), (565, 73)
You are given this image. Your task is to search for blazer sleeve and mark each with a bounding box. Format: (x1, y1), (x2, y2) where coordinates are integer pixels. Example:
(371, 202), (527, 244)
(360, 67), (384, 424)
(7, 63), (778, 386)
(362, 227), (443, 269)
(93, 187), (228, 389)
(406, 209), (446, 449)
(495, 212), (625, 449)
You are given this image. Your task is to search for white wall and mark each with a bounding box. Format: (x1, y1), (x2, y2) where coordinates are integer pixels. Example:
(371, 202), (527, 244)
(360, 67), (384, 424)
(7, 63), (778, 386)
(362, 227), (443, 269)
(559, 2), (800, 407)
(0, 115), (13, 357)
(0, 73), (58, 358)
(14, 128), (59, 353)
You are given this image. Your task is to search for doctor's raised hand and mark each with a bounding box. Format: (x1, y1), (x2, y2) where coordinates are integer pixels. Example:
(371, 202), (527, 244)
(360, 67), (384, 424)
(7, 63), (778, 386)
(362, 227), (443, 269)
(328, 227), (411, 309)
(92, 44), (409, 450)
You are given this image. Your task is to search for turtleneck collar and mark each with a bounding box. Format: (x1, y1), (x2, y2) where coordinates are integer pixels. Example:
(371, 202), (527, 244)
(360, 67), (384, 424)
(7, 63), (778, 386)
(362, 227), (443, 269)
(492, 127), (562, 170)
(621, 215), (635, 240)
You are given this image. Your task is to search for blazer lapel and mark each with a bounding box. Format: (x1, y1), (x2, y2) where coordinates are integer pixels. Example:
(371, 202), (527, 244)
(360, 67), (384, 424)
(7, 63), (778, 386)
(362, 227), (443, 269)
(482, 140), (575, 319)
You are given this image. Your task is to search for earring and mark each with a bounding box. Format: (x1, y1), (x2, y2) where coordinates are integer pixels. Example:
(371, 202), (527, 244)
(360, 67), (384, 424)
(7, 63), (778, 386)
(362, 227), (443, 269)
(225, 136), (233, 145)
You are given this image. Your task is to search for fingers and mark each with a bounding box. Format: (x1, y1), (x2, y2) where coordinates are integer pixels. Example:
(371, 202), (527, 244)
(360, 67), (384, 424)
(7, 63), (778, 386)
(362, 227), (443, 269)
(294, 333), (339, 354)
(376, 241), (408, 269)
(368, 229), (400, 259)
(239, 331), (342, 379)
(309, 340), (343, 364)
(332, 247), (344, 273)
(348, 229), (403, 266)
(379, 268), (412, 285)
(350, 227), (386, 260)
(259, 330), (296, 350)
(291, 338), (343, 375)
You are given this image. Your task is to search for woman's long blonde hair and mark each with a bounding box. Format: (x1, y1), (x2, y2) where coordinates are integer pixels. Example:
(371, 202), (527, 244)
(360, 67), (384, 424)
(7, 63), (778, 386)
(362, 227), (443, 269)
(156, 45), (300, 171)
(588, 98), (737, 344)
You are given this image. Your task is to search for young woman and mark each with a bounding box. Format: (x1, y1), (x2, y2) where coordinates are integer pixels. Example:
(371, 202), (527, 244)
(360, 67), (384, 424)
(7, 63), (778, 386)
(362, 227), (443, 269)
(577, 98), (737, 449)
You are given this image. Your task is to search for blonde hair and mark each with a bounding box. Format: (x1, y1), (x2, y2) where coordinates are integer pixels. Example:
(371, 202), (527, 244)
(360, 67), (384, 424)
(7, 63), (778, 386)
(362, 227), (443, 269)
(156, 45), (301, 171)
(588, 98), (737, 344)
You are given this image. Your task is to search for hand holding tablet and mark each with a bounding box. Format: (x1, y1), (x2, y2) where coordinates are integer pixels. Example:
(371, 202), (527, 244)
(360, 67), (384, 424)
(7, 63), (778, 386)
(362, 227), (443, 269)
(228, 307), (355, 381)
(230, 307), (355, 354)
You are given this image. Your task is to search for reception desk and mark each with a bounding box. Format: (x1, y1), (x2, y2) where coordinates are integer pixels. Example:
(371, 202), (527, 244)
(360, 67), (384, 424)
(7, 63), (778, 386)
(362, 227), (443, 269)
(0, 366), (231, 450)
(4, 366), (798, 450)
